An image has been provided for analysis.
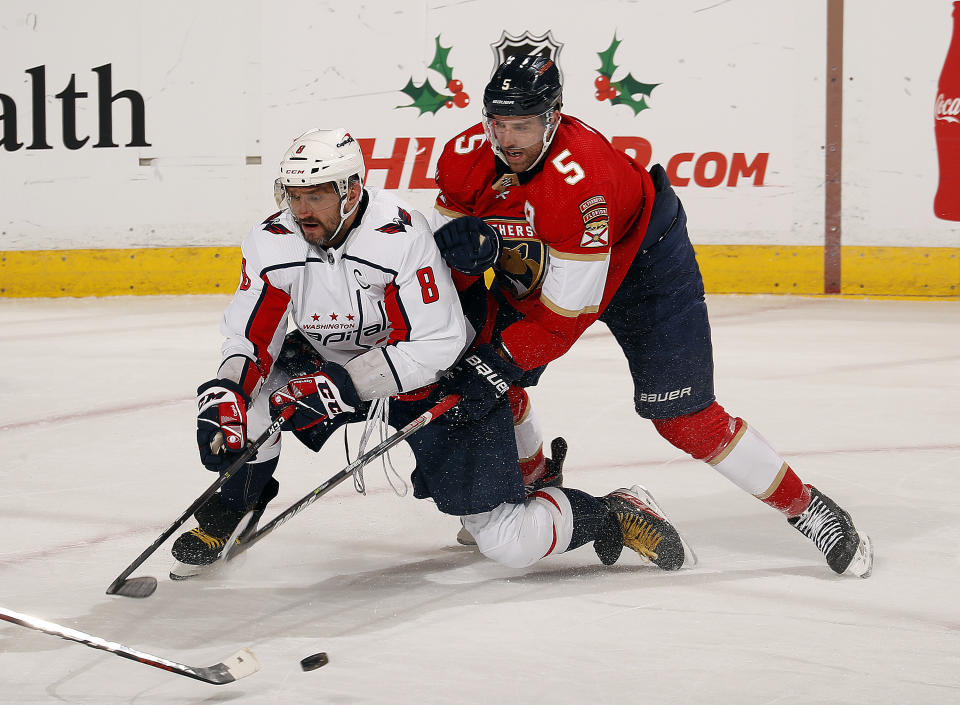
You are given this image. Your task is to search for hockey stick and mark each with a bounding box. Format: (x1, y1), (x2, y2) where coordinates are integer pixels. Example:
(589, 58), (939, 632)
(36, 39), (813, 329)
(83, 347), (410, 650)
(0, 606), (258, 685)
(226, 393), (460, 561)
(105, 405), (295, 598)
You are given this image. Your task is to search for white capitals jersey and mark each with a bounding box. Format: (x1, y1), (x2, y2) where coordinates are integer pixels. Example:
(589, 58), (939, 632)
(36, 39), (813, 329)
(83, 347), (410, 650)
(218, 188), (469, 401)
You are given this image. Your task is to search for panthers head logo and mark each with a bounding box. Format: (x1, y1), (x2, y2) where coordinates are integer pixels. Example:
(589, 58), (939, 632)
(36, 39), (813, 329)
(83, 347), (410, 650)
(496, 239), (548, 299)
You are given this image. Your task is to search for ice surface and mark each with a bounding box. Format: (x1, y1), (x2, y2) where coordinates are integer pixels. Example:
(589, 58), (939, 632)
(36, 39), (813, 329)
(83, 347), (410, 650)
(0, 294), (958, 704)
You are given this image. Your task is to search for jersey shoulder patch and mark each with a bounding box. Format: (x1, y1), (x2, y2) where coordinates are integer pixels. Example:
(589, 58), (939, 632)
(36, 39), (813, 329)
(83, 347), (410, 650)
(375, 206), (413, 234)
(261, 210), (293, 234)
(578, 194), (609, 248)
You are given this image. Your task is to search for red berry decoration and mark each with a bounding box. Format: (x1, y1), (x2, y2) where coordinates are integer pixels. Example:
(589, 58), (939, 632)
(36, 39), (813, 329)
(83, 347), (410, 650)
(445, 100), (453, 109)
(595, 75), (610, 91)
(453, 92), (470, 108)
(595, 88), (608, 101)
(448, 79), (463, 93)
(608, 86), (619, 100)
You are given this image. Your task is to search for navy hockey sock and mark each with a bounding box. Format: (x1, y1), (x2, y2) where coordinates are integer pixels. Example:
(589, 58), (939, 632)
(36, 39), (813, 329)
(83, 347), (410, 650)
(560, 488), (613, 550)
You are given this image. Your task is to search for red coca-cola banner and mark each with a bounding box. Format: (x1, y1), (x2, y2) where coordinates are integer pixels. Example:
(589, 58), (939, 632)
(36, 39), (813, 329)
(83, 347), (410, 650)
(934, 1), (960, 220)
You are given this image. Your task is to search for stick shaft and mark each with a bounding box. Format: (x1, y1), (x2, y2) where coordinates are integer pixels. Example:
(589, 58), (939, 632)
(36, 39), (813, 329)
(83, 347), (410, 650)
(230, 394), (459, 558)
(0, 607), (253, 684)
(105, 407), (293, 594)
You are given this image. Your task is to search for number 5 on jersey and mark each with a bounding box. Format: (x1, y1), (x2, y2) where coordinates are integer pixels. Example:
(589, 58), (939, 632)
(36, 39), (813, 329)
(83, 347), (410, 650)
(551, 149), (584, 185)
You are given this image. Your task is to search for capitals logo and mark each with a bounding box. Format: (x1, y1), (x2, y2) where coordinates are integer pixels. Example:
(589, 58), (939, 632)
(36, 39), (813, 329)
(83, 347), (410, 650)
(376, 207), (413, 233)
(262, 210), (293, 235)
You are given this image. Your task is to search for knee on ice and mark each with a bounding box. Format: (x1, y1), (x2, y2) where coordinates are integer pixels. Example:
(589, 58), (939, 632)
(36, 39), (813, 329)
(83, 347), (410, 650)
(461, 498), (561, 569)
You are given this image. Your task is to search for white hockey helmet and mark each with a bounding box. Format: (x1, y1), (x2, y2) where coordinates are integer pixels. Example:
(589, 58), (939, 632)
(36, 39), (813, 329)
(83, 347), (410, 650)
(275, 127), (365, 205)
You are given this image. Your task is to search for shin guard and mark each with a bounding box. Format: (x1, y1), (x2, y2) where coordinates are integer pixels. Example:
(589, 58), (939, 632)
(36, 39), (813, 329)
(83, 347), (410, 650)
(653, 403), (811, 516)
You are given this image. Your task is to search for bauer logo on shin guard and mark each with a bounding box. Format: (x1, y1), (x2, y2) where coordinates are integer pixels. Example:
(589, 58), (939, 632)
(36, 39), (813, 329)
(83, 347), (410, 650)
(638, 387), (692, 403)
(465, 354), (510, 396)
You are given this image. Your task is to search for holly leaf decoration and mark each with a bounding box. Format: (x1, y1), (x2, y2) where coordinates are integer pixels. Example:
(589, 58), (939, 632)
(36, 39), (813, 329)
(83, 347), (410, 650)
(597, 35), (621, 77)
(428, 35), (454, 84)
(397, 78), (451, 115)
(610, 73), (659, 115)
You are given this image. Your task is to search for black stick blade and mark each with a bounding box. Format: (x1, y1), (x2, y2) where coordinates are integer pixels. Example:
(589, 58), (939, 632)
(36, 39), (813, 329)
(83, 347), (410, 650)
(107, 576), (158, 598)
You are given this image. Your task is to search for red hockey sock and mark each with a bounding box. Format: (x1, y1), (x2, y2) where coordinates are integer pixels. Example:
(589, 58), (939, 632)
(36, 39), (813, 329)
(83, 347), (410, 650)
(652, 402), (740, 461)
(653, 402), (813, 517)
(762, 469), (812, 517)
(508, 386), (548, 485)
(520, 448), (548, 485)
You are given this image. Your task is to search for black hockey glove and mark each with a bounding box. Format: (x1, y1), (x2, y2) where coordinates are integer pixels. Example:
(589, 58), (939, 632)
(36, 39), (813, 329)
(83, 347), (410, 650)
(434, 216), (502, 276)
(269, 362), (362, 432)
(274, 329), (327, 379)
(196, 378), (250, 472)
(439, 344), (523, 424)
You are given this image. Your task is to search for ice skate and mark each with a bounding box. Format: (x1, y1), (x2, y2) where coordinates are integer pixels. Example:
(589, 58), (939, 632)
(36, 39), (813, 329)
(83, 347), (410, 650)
(524, 437), (567, 494)
(455, 524), (477, 546)
(170, 479), (278, 580)
(594, 485), (694, 570)
(788, 485), (873, 578)
(457, 437), (568, 546)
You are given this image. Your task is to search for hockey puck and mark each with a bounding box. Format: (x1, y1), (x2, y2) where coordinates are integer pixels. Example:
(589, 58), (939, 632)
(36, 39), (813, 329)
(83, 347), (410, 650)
(300, 652), (329, 671)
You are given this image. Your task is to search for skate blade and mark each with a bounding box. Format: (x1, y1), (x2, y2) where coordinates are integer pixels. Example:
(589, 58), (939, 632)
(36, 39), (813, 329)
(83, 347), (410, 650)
(845, 534), (874, 579)
(170, 510), (260, 581)
(456, 525), (477, 546)
(169, 560), (209, 581)
(629, 484), (699, 569)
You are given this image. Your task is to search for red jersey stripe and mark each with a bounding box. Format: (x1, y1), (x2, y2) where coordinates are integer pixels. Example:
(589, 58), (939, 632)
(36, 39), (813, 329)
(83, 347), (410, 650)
(245, 276), (291, 377)
(383, 280), (411, 343)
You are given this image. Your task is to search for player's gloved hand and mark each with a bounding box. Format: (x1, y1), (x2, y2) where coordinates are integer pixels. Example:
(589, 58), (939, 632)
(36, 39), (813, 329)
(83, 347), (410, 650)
(269, 362), (362, 432)
(433, 216), (502, 276)
(196, 379), (250, 472)
(439, 344), (523, 424)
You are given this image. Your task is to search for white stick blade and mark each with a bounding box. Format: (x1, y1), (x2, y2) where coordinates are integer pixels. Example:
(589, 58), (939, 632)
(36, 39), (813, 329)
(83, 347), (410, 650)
(219, 648), (260, 681)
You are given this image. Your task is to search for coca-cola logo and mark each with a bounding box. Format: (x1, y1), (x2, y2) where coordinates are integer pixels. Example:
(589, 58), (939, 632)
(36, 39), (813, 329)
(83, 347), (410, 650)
(935, 93), (960, 123)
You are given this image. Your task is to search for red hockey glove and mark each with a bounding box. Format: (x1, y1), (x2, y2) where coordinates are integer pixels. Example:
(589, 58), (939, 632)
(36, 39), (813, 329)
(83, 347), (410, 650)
(196, 379), (250, 472)
(269, 362), (362, 432)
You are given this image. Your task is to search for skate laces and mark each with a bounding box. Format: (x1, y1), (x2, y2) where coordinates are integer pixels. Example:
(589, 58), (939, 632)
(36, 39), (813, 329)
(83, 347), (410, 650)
(188, 528), (226, 550)
(792, 497), (843, 556)
(608, 491), (666, 561)
(349, 397), (407, 497)
(615, 510), (663, 561)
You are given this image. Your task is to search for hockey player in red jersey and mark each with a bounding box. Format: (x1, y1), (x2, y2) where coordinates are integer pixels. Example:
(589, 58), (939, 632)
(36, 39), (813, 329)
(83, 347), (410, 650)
(431, 55), (874, 578)
(172, 126), (693, 580)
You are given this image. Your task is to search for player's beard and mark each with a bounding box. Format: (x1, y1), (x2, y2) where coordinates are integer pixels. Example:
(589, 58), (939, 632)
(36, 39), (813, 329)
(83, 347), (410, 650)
(296, 216), (344, 248)
(501, 142), (541, 173)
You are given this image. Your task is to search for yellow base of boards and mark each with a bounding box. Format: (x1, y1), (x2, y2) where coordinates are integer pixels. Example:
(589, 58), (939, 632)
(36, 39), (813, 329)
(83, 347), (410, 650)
(1, 245), (957, 299)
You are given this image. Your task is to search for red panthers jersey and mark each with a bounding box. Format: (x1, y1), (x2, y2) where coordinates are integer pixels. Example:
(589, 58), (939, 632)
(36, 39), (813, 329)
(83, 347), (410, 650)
(434, 114), (655, 370)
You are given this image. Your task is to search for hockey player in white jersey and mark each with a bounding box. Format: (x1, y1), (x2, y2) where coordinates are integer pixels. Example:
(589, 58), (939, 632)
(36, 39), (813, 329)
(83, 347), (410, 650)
(172, 127), (691, 580)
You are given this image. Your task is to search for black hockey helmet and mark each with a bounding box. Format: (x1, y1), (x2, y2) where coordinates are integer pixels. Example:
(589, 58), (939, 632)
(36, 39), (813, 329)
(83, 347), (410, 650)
(483, 55), (563, 116)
